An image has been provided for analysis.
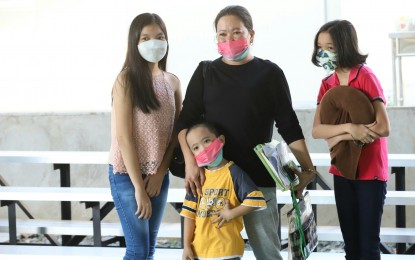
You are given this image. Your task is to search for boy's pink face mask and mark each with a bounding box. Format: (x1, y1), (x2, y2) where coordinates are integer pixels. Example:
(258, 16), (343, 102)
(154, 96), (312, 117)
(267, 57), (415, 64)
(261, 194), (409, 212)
(194, 138), (224, 167)
(217, 38), (249, 60)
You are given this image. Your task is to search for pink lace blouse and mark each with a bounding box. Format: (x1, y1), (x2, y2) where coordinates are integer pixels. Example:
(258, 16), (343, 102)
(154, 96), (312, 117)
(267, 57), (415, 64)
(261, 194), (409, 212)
(109, 73), (175, 175)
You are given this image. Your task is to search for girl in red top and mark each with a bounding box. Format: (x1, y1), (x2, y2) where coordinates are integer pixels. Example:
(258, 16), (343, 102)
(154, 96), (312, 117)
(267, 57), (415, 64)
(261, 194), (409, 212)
(311, 20), (390, 260)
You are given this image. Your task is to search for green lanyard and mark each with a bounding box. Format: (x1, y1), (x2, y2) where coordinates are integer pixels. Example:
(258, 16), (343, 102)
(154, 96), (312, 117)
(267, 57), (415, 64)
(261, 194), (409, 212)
(290, 186), (310, 259)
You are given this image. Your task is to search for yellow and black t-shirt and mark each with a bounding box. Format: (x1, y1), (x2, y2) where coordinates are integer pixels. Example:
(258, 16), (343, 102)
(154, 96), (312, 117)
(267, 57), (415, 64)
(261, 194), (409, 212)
(180, 161), (267, 259)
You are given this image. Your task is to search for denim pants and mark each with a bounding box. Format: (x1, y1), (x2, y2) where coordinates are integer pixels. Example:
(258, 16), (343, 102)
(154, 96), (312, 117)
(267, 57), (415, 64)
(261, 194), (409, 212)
(333, 175), (387, 260)
(109, 165), (169, 260)
(243, 187), (283, 260)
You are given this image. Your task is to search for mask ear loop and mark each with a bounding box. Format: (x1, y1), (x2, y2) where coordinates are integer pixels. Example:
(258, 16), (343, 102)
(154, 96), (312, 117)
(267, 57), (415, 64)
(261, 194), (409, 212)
(213, 34), (219, 50)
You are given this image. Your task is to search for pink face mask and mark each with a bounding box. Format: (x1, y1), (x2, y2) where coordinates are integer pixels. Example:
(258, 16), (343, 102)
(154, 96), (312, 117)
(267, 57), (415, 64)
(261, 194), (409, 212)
(194, 138), (224, 167)
(217, 38), (249, 61)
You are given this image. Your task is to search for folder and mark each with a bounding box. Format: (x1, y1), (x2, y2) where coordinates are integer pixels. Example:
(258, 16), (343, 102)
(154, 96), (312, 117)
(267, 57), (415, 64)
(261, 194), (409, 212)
(254, 140), (299, 191)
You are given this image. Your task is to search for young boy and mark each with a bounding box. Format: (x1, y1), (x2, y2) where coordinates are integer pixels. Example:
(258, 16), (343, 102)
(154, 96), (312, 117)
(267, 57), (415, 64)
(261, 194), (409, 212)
(180, 121), (267, 260)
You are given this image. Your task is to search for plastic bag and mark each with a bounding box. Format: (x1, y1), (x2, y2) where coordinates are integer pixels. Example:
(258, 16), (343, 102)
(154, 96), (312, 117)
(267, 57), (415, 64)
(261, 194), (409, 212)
(287, 191), (318, 260)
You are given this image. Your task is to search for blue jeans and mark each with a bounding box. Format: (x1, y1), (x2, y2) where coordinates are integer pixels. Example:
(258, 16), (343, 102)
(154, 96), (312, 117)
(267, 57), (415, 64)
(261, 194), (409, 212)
(108, 165), (169, 260)
(243, 187), (283, 260)
(333, 175), (387, 260)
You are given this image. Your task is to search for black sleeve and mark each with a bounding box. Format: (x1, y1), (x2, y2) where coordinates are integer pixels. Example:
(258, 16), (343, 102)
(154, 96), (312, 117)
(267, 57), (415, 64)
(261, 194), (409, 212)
(229, 164), (260, 203)
(176, 61), (205, 132)
(272, 68), (304, 144)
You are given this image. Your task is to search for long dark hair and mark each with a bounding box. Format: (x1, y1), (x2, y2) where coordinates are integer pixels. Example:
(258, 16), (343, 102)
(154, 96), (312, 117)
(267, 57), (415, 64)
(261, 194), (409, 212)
(122, 13), (169, 113)
(214, 5), (253, 33)
(311, 20), (367, 68)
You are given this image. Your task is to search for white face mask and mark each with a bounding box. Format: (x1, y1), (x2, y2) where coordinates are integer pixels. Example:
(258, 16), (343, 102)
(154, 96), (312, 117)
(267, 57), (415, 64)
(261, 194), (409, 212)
(138, 39), (168, 63)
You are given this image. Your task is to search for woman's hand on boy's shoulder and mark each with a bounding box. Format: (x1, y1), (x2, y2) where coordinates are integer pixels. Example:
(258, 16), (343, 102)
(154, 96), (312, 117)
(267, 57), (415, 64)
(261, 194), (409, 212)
(185, 164), (205, 197)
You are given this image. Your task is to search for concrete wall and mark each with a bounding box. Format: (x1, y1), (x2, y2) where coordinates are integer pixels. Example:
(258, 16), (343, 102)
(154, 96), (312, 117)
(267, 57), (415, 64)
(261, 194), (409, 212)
(0, 108), (414, 228)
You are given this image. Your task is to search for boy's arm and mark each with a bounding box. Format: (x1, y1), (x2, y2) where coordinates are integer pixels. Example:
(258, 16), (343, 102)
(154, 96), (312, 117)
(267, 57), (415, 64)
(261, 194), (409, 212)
(182, 217), (196, 260)
(211, 200), (257, 228)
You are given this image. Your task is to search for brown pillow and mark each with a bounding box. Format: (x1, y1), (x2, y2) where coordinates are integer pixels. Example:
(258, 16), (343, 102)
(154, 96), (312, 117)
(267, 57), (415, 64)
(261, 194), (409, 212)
(319, 85), (375, 179)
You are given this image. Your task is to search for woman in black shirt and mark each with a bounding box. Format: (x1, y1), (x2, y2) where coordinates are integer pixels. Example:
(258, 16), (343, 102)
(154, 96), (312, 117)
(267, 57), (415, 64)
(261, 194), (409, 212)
(177, 5), (316, 260)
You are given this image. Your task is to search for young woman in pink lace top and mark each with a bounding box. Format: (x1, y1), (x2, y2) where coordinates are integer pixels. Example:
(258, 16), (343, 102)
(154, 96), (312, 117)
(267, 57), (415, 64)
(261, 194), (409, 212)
(108, 13), (182, 260)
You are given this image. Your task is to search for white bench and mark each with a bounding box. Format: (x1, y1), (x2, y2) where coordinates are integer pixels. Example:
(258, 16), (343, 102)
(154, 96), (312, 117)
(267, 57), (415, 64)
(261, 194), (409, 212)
(1, 187), (415, 244)
(2, 186), (414, 205)
(0, 187), (185, 203)
(3, 219), (414, 244)
(1, 245), (414, 260)
(0, 219), (180, 239)
(0, 187), (187, 246)
(1, 151), (413, 167)
(1, 151), (414, 254)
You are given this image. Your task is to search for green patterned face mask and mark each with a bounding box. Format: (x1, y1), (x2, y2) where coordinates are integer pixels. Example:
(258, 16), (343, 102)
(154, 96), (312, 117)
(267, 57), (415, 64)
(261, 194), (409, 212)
(316, 49), (337, 74)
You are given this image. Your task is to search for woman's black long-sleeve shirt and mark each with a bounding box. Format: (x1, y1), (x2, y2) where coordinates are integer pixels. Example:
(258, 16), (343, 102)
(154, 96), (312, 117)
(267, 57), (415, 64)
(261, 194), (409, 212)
(177, 57), (304, 187)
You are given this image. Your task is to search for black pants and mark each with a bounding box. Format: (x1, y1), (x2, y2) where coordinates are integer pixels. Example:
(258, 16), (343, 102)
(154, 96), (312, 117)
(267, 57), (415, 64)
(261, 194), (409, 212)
(333, 175), (387, 260)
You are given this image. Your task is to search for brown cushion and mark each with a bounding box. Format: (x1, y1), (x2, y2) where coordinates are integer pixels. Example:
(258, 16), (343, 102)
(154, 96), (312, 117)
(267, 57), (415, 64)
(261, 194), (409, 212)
(319, 85), (375, 179)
